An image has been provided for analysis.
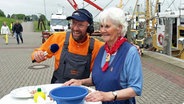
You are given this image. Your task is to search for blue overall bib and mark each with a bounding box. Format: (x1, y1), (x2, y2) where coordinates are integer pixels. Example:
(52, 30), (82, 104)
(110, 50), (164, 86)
(92, 42), (136, 104)
(51, 32), (94, 83)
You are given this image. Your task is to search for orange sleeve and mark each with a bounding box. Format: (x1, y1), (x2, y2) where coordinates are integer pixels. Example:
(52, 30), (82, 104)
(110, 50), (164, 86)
(31, 32), (66, 65)
(31, 32), (104, 71)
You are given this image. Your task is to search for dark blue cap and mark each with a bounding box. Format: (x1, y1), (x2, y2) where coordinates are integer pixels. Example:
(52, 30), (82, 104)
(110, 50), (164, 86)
(67, 8), (93, 24)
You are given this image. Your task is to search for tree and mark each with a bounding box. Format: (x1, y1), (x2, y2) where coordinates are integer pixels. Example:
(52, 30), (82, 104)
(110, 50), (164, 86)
(0, 9), (6, 17)
(39, 14), (47, 21)
(32, 14), (38, 21)
(38, 14), (47, 30)
(24, 16), (30, 21)
(11, 14), (17, 19)
(11, 14), (25, 20)
(7, 14), (11, 18)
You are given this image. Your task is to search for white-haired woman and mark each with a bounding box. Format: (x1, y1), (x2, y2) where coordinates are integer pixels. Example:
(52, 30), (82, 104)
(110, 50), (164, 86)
(64, 7), (143, 104)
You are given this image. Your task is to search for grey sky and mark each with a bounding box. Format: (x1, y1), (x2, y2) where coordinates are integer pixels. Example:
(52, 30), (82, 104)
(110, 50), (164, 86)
(0, 0), (120, 20)
(0, 0), (182, 20)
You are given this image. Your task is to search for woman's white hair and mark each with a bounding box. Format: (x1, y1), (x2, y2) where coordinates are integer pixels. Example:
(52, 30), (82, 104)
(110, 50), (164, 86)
(98, 7), (128, 36)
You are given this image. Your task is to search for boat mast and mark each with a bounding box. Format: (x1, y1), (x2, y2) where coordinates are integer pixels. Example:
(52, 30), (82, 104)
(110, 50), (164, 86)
(152, 0), (160, 35)
(146, 0), (151, 37)
(116, 0), (123, 8)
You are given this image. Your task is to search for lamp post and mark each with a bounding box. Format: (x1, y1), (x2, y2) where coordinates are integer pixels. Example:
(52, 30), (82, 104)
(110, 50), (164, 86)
(43, 0), (47, 30)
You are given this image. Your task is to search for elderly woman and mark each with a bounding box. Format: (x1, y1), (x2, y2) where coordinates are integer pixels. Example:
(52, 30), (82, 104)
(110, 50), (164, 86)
(64, 7), (143, 104)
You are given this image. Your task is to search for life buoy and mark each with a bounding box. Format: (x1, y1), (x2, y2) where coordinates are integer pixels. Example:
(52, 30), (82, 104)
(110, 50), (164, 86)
(158, 33), (164, 45)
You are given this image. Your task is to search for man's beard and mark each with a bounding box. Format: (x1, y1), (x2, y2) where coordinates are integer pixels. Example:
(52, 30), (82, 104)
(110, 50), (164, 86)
(72, 32), (87, 43)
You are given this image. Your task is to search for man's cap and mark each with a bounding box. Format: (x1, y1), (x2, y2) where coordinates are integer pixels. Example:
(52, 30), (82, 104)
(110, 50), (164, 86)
(66, 8), (93, 24)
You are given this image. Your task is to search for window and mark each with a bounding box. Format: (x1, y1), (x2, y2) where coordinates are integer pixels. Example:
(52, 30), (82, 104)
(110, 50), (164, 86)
(180, 30), (184, 36)
(50, 19), (68, 26)
(180, 17), (184, 24)
(159, 18), (162, 25)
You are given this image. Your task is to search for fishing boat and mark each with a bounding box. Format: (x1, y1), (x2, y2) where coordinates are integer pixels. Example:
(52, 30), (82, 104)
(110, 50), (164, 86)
(125, 0), (184, 59)
(152, 3), (184, 59)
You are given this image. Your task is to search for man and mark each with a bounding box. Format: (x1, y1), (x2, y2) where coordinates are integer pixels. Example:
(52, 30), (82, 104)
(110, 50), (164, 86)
(13, 21), (23, 44)
(31, 8), (104, 83)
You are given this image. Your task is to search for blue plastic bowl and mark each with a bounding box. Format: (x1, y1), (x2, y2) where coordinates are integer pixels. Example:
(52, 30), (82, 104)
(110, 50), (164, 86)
(49, 86), (88, 104)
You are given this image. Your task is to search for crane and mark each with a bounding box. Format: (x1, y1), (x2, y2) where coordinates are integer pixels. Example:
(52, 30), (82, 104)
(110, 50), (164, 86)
(116, 0), (123, 8)
(67, 0), (103, 11)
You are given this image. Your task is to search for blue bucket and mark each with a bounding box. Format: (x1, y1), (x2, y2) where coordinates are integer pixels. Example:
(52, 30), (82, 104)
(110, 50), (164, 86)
(49, 86), (88, 104)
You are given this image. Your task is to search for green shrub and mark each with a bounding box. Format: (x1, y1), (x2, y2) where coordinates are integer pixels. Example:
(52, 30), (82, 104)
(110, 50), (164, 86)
(0, 17), (16, 29)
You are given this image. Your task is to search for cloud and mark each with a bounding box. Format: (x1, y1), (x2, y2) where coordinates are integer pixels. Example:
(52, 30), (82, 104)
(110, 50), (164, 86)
(0, 0), (120, 20)
(0, 0), (181, 21)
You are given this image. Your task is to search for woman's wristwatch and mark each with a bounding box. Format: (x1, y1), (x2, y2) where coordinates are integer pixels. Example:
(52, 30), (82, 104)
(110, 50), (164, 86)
(112, 91), (117, 101)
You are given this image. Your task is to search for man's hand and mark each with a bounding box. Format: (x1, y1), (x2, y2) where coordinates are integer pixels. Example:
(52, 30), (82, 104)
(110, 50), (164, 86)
(131, 43), (142, 56)
(33, 50), (47, 62)
(134, 44), (142, 56)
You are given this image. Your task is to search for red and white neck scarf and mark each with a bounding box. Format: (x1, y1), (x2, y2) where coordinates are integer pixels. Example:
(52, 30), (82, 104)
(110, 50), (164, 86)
(102, 37), (127, 71)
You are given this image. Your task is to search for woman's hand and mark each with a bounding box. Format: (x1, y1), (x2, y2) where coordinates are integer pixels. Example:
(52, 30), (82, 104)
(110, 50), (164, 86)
(63, 79), (83, 86)
(85, 91), (113, 102)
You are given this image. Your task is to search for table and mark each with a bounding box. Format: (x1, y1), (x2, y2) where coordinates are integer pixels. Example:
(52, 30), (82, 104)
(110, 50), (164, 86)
(0, 84), (101, 104)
